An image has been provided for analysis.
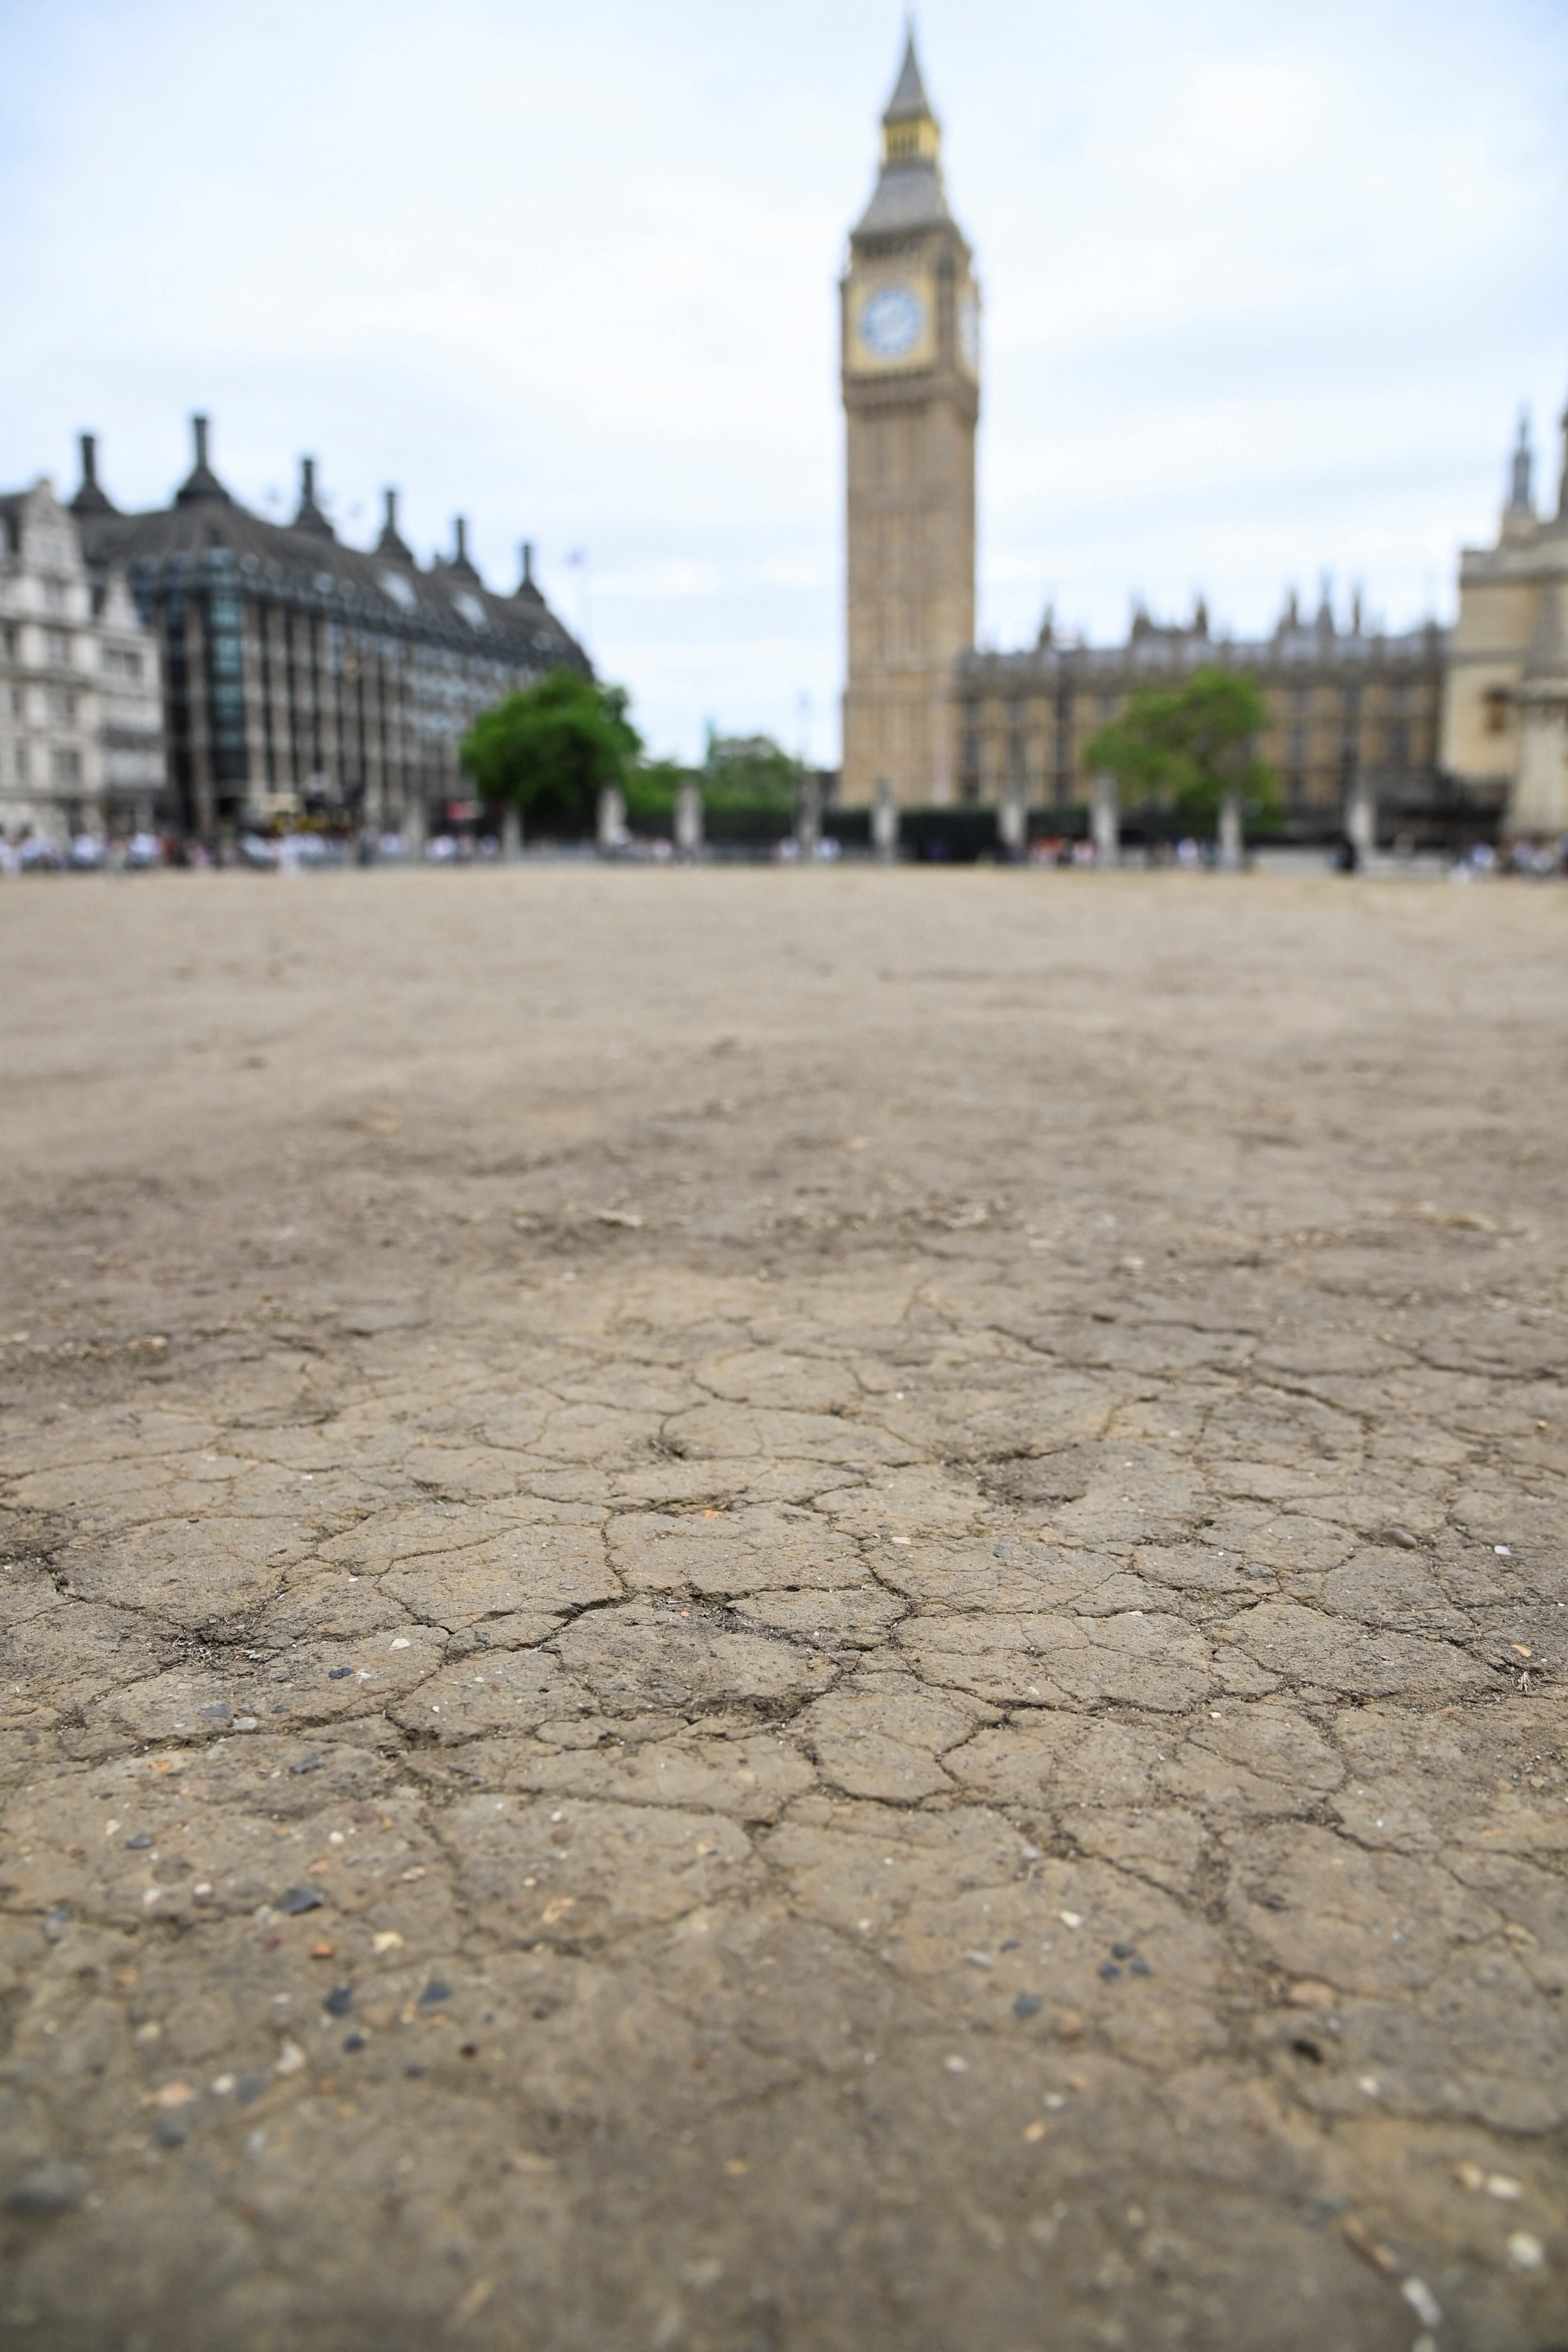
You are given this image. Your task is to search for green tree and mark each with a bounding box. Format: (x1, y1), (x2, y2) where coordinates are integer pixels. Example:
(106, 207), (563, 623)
(623, 756), (686, 827)
(461, 671), (640, 834)
(1083, 667), (1278, 833)
(701, 733), (799, 813)
(621, 732), (802, 831)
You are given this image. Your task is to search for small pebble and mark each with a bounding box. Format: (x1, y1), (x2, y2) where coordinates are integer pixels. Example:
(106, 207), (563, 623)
(235, 2074), (270, 2105)
(1056, 2010), (1084, 2041)
(42, 1907), (72, 1941)
(5, 2162), (88, 2216)
(943, 2055), (968, 2074)
(343, 2034), (366, 2054)
(1381, 1526), (1420, 1549)
(1487, 2175), (1523, 2201)
(405, 2062), (426, 2078)
(1507, 2232), (1545, 2273)
(279, 1886), (325, 1916)
(1110, 1942), (1136, 1961)
(274, 2042), (306, 2077)
(323, 1985), (353, 2018)
(328, 1668), (353, 1681)
(1288, 1980), (1337, 2011)
(418, 1980), (452, 2008)
(1013, 1993), (1043, 2019)
(1098, 1962), (1122, 1983)
(1129, 1957), (1152, 1978)
(153, 2114), (188, 2149)
(125, 1834), (153, 1851)
(288, 1756), (324, 1777)
(1401, 2278), (1442, 2329)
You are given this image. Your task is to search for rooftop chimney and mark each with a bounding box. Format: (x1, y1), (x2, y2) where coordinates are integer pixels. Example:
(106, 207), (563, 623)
(175, 411), (231, 507)
(449, 516), (478, 581)
(70, 431), (116, 518)
(293, 455), (334, 538)
(520, 540), (536, 592)
(377, 486), (414, 564)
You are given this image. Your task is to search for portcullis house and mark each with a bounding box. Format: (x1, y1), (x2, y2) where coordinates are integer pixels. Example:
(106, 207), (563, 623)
(73, 420), (587, 843)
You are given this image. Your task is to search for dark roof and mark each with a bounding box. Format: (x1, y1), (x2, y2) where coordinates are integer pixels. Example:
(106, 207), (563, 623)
(76, 435), (588, 675)
(884, 31), (932, 122)
(854, 164), (951, 238)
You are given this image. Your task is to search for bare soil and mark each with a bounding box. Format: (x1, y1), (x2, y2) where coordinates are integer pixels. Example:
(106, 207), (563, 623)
(0, 864), (1564, 2352)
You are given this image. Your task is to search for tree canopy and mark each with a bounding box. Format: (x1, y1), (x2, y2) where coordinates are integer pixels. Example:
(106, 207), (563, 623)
(622, 731), (800, 826)
(1083, 667), (1278, 832)
(460, 671), (640, 834)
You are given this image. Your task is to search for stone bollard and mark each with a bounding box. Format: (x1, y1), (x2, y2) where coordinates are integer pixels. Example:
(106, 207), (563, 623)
(872, 777), (899, 863)
(597, 785), (626, 854)
(1218, 791), (1242, 872)
(998, 785), (1027, 862)
(1346, 783), (1375, 868)
(501, 804), (522, 861)
(674, 782), (703, 859)
(1091, 773), (1119, 867)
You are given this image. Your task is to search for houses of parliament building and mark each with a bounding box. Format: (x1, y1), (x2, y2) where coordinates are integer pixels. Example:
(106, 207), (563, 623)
(840, 36), (1453, 836)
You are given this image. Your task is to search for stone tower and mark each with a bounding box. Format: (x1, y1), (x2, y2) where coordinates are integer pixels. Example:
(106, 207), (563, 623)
(841, 31), (979, 807)
(1441, 394), (1568, 837)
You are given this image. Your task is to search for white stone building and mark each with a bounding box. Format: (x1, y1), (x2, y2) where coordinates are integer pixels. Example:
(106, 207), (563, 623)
(0, 466), (164, 846)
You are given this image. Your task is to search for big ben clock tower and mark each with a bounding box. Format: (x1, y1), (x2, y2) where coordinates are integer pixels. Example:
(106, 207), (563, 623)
(841, 31), (979, 806)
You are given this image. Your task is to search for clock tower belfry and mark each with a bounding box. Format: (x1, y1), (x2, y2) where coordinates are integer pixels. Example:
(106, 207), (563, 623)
(841, 31), (979, 807)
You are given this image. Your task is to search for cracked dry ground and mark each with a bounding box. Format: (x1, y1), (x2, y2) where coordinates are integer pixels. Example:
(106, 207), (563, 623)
(0, 868), (1565, 2352)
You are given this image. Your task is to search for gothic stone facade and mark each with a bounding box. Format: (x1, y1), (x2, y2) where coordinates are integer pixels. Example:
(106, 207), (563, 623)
(958, 598), (1445, 834)
(0, 470), (164, 842)
(74, 420), (588, 842)
(1441, 411), (1568, 838)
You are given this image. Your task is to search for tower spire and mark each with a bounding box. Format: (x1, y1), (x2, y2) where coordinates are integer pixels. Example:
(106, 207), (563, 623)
(881, 26), (939, 167)
(1508, 408), (1534, 514)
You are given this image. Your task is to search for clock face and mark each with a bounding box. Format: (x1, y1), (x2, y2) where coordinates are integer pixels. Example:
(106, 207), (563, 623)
(860, 284), (924, 360)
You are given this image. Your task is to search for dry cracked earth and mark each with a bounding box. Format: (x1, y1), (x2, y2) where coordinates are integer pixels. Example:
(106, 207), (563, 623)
(0, 864), (1565, 2352)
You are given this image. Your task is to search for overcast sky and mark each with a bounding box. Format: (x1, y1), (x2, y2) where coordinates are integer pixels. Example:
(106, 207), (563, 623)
(2, 0), (1564, 764)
